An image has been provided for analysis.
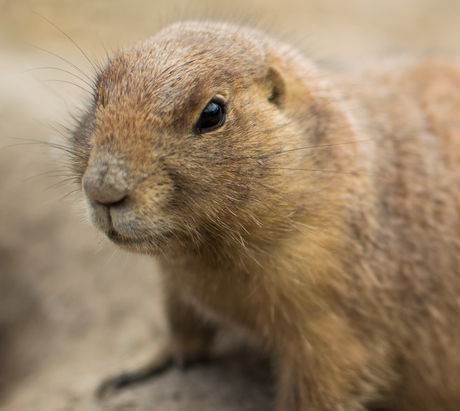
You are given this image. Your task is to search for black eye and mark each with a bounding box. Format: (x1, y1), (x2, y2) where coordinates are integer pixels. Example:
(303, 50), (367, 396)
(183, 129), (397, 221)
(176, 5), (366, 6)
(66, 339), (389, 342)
(196, 100), (225, 133)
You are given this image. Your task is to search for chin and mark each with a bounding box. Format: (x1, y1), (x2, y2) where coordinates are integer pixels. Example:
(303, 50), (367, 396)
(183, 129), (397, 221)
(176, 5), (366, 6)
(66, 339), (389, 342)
(105, 228), (172, 255)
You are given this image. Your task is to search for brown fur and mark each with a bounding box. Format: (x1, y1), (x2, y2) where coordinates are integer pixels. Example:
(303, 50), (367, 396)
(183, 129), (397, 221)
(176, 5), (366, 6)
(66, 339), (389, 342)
(67, 21), (460, 410)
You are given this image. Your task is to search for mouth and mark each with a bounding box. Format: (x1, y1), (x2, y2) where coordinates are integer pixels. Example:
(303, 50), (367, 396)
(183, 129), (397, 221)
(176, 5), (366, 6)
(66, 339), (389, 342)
(106, 228), (172, 247)
(106, 229), (139, 245)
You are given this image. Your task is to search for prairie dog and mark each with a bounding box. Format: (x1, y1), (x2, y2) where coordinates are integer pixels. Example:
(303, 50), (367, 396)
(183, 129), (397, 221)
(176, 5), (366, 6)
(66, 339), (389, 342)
(67, 21), (460, 411)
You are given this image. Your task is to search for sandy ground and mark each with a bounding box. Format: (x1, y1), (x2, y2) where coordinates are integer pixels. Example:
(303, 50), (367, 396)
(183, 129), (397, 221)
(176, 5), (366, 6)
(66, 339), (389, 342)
(0, 0), (459, 410)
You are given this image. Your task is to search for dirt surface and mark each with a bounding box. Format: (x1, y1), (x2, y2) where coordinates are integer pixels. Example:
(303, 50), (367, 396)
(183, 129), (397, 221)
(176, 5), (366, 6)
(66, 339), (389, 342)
(0, 1), (459, 410)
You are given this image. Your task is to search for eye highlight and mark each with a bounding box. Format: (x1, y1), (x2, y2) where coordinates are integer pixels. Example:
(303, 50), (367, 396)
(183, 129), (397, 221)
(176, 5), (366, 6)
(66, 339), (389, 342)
(196, 99), (225, 133)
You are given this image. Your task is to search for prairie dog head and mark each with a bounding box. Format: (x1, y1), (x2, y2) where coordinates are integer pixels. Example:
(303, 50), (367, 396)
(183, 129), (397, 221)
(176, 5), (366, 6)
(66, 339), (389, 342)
(69, 21), (327, 255)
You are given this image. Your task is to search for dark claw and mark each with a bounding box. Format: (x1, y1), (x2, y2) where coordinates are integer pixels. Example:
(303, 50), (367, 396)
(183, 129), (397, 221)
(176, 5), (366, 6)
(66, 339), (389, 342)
(96, 352), (210, 399)
(174, 353), (210, 370)
(96, 356), (175, 399)
(97, 372), (143, 399)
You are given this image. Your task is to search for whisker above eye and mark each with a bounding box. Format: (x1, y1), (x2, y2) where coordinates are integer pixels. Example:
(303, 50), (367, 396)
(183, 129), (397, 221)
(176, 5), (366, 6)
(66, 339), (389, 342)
(32, 12), (99, 77)
(40, 79), (91, 94)
(24, 67), (94, 89)
(27, 44), (93, 82)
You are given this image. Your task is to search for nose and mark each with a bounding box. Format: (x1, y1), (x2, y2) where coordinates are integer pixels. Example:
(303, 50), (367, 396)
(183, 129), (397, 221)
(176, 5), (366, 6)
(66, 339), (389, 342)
(82, 157), (131, 206)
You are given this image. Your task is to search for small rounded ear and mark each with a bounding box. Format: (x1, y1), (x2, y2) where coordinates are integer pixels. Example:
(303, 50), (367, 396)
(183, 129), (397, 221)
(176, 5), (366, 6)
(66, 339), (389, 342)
(265, 66), (286, 107)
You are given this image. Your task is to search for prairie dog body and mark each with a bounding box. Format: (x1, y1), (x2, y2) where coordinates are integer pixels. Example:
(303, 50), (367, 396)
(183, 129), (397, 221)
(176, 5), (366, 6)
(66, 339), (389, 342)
(68, 21), (460, 410)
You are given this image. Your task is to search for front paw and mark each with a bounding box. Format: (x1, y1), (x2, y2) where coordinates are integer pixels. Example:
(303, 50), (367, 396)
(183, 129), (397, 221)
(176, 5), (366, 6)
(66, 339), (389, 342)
(97, 339), (211, 399)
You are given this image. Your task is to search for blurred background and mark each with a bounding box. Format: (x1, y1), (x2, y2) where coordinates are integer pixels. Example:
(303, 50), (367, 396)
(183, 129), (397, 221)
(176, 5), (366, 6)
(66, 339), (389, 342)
(0, 1), (459, 410)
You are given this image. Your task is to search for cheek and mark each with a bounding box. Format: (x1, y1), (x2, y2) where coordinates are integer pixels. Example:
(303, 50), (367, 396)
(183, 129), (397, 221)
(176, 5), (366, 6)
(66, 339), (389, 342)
(111, 179), (176, 233)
